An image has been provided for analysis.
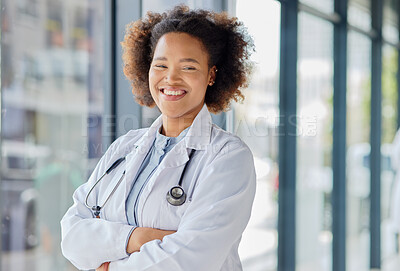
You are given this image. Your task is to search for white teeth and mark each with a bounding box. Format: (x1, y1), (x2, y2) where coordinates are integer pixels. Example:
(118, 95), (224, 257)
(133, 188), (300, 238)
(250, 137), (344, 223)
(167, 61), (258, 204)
(163, 89), (185, 96)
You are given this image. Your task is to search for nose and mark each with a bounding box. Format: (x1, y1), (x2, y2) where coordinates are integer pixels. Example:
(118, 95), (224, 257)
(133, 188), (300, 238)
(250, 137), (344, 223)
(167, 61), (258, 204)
(164, 67), (181, 84)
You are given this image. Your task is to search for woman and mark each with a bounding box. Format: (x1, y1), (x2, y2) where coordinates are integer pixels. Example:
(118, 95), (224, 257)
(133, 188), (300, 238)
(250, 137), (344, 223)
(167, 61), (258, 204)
(61, 5), (255, 271)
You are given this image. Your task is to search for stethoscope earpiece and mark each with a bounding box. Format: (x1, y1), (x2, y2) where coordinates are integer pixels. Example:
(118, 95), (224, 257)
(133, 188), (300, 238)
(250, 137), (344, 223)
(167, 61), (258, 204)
(166, 186), (186, 206)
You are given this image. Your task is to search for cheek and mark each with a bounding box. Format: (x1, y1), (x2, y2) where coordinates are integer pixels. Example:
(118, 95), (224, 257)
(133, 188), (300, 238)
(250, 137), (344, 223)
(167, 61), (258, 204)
(149, 87), (159, 103)
(148, 82), (158, 102)
(148, 69), (157, 84)
(195, 79), (209, 95)
(189, 74), (208, 89)
(148, 70), (161, 90)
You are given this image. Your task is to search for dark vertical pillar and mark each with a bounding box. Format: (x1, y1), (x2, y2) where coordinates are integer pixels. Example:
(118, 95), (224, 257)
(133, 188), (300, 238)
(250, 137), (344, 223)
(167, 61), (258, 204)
(115, 0), (142, 138)
(104, 0), (143, 146)
(103, 0), (116, 147)
(210, 0), (226, 130)
(332, 1), (347, 271)
(278, 1), (298, 271)
(332, 0), (347, 271)
(370, 0), (383, 268)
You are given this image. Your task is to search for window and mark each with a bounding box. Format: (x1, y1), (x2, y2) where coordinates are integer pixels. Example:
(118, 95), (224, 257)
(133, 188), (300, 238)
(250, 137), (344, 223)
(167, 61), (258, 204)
(235, 1), (280, 270)
(297, 11), (334, 271)
(346, 30), (372, 271)
(1, 1), (105, 270)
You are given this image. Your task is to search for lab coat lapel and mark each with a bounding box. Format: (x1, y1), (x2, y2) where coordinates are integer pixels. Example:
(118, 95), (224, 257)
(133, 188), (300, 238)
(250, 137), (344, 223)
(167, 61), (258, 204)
(185, 104), (212, 151)
(160, 143), (189, 168)
(123, 114), (163, 195)
(144, 104), (213, 191)
(135, 105), (214, 225)
(156, 104), (212, 169)
(143, 135), (189, 194)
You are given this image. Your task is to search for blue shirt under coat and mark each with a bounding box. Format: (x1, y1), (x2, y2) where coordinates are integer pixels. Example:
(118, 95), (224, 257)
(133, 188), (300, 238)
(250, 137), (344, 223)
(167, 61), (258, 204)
(125, 127), (189, 226)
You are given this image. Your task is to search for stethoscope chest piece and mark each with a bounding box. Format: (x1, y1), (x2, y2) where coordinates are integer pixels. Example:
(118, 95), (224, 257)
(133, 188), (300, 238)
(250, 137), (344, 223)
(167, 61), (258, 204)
(92, 206), (101, 218)
(166, 185), (186, 206)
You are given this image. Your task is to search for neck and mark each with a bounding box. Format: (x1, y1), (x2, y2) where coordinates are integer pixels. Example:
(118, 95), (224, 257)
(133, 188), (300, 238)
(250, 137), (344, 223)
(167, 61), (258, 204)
(161, 116), (194, 137)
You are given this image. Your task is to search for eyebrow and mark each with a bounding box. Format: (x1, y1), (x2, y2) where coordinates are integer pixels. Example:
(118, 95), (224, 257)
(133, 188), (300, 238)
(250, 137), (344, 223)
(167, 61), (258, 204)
(153, 57), (200, 64)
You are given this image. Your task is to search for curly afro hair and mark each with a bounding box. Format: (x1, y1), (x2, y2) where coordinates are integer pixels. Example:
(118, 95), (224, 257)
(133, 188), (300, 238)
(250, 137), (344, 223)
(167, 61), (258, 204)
(121, 5), (254, 113)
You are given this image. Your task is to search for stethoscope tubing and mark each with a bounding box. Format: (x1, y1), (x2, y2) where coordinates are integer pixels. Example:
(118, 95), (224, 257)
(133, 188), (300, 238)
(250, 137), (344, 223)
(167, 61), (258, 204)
(85, 149), (195, 218)
(85, 157), (126, 217)
(177, 149), (195, 187)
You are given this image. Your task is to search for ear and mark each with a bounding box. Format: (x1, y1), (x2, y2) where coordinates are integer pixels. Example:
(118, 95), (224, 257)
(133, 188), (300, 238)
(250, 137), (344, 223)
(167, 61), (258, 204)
(208, 66), (218, 86)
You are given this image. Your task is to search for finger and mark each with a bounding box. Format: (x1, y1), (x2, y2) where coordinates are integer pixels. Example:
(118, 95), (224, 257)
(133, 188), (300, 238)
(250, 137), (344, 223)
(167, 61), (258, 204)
(159, 230), (176, 240)
(163, 230), (176, 235)
(96, 263), (105, 271)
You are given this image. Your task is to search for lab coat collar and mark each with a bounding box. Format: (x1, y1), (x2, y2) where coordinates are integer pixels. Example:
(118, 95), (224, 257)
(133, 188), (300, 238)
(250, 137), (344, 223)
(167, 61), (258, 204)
(126, 104), (212, 191)
(133, 103), (212, 152)
(184, 104), (212, 151)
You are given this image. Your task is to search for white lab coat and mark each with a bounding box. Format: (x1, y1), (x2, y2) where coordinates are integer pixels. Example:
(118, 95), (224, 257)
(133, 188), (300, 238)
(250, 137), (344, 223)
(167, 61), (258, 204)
(61, 104), (256, 271)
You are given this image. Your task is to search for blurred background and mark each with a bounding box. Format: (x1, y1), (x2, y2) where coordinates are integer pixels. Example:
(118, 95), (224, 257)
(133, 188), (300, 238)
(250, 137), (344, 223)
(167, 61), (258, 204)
(0, 0), (399, 271)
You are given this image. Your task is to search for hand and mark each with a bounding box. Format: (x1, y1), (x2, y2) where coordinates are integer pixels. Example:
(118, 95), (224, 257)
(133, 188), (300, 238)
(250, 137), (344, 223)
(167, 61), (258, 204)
(96, 262), (110, 271)
(126, 227), (176, 254)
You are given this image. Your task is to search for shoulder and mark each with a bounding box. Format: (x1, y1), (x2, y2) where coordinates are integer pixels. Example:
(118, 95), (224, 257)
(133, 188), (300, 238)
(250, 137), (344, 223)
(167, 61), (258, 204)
(103, 128), (148, 160)
(209, 123), (251, 153)
(194, 124), (256, 195)
(205, 124), (254, 163)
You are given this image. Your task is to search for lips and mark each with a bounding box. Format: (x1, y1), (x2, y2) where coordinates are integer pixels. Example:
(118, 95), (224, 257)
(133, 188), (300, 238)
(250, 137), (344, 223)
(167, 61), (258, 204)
(159, 87), (187, 101)
(160, 87), (187, 96)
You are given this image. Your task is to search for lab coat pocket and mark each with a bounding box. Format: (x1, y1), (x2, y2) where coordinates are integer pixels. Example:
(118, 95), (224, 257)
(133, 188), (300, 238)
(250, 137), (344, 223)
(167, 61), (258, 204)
(170, 199), (191, 217)
(161, 200), (191, 230)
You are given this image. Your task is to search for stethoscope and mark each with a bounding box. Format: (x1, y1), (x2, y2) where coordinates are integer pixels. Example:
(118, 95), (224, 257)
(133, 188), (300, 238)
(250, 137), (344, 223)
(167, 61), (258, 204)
(85, 149), (195, 218)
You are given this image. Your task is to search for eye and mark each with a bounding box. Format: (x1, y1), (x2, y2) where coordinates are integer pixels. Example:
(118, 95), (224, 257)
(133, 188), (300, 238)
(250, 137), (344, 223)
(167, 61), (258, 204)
(183, 66), (196, 71)
(154, 64), (167, 69)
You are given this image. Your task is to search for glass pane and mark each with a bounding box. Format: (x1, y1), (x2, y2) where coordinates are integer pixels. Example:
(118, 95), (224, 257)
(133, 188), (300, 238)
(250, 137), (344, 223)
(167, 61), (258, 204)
(297, 12), (334, 271)
(383, 0), (399, 44)
(1, 0), (105, 270)
(346, 30), (371, 271)
(300, 0), (334, 14)
(381, 44), (400, 271)
(235, 1), (280, 270)
(348, 0), (371, 32)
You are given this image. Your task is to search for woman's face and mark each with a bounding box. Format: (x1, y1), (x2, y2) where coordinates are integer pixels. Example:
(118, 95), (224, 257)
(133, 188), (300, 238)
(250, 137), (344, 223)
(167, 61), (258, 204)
(149, 32), (214, 122)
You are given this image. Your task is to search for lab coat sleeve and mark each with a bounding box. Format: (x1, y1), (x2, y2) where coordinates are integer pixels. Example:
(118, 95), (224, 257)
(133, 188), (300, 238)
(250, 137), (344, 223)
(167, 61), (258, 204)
(60, 140), (134, 270)
(109, 142), (256, 271)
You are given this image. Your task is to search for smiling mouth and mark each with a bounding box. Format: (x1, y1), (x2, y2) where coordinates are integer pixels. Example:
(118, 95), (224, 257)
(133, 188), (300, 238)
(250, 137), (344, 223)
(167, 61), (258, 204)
(160, 87), (187, 96)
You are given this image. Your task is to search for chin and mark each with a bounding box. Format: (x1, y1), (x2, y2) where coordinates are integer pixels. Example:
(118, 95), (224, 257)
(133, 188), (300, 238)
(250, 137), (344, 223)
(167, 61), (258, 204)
(162, 110), (187, 119)
(161, 108), (195, 120)
(158, 102), (204, 120)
